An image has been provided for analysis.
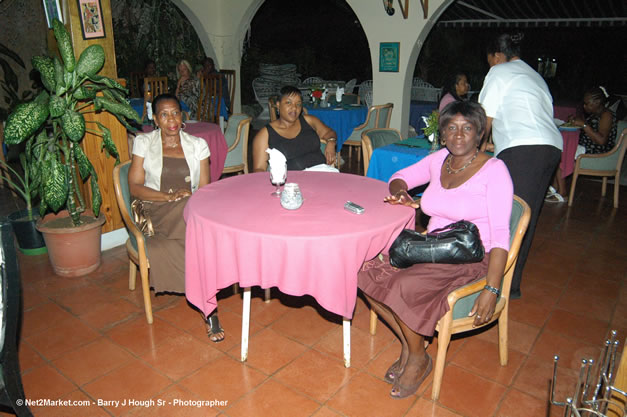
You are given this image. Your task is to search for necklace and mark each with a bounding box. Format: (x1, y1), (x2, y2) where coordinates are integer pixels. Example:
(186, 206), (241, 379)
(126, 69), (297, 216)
(164, 141), (180, 149)
(446, 148), (478, 174)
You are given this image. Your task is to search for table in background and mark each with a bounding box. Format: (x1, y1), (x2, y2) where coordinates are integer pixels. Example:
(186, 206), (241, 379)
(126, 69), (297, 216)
(367, 137), (432, 182)
(559, 127), (581, 178)
(306, 105), (368, 149)
(409, 100), (438, 133)
(141, 122), (227, 182)
(184, 171), (415, 365)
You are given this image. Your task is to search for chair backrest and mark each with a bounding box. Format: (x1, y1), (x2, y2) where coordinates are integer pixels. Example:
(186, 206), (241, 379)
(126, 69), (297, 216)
(578, 125), (627, 172)
(220, 69), (236, 114)
(451, 195), (531, 319)
(223, 114), (252, 174)
(113, 161), (143, 252)
(302, 77), (324, 85)
(345, 78), (357, 94)
(197, 74), (223, 124)
(361, 128), (402, 175)
(252, 77), (279, 106)
(341, 93), (360, 105)
(364, 90), (373, 108)
(358, 80), (373, 105)
(129, 72), (144, 98)
(411, 86), (442, 102)
(268, 95), (279, 122)
(144, 76), (168, 97)
(412, 78), (434, 88)
(353, 103), (394, 136)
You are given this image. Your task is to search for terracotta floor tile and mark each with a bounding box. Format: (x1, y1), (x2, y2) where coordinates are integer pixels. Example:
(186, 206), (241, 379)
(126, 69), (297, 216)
(327, 371), (416, 417)
(530, 332), (601, 371)
(226, 379), (320, 417)
(270, 305), (337, 346)
(311, 406), (345, 416)
(79, 298), (142, 331)
(52, 337), (134, 386)
(611, 302), (627, 329)
(449, 338), (526, 386)
(313, 324), (395, 369)
(140, 333), (223, 381)
(82, 360), (172, 417)
(26, 316), (101, 360)
(52, 283), (118, 316)
(495, 388), (550, 417)
(522, 260), (572, 289)
(512, 356), (578, 403)
(274, 349), (357, 402)
(508, 299), (553, 328)
(105, 316), (187, 356)
(520, 280), (565, 307)
(544, 309), (610, 346)
(30, 389), (110, 417)
(122, 384), (219, 417)
(18, 341), (46, 373)
(228, 327), (307, 375)
(154, 298), (204, 331)
(21, 364), (75, 402)
(567, 273), (622, 301)
(22, 301), (75, 336)
(178, 355), (266, 406)
(22, 286), (49, 310)
(406, 398), (464, 416)
(248, 295), (297, 326)
(473, 319), (541, 355)
(556, 287), (616, 322)
(437, 364), (507, 417)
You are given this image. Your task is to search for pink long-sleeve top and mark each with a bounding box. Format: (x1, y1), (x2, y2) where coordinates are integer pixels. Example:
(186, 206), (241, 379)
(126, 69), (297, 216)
(390, 148), (513, 252)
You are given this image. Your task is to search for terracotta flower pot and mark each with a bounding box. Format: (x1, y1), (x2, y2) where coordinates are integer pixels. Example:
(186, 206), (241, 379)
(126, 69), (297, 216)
(36, 210), (105, 277)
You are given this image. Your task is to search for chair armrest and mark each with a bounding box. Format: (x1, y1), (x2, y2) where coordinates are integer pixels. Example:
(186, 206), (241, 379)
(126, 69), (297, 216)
(447, 277), (487, 306)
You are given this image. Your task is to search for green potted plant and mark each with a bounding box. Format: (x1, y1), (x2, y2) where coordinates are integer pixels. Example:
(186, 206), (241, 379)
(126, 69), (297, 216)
(3, 19), (140, 276)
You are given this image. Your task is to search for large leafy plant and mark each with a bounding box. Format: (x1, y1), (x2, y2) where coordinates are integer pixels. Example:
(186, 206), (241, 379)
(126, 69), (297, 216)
(4, 19), (140, 226)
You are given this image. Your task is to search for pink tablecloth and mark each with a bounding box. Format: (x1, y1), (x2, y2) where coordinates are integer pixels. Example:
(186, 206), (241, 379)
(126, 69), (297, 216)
(560, 129), (580, 178)
(554, 105), (577, 121)
(142, 122), (227, 182)
(184, 171), (415, 318)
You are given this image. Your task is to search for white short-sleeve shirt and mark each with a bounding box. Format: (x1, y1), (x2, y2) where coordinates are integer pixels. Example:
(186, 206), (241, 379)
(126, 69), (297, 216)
(479, 59), (562, 156)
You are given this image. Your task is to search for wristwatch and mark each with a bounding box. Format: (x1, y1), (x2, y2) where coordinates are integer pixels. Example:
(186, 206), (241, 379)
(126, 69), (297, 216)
(582, 124), (587, 129)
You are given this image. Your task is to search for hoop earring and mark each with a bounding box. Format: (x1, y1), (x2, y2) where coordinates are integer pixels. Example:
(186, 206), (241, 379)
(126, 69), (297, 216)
(181, 122), (187, 131)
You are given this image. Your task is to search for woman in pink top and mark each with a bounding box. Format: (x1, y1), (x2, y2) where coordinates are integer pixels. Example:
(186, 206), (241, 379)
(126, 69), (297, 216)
(438, 71), (470, 113)
(358, 101), (513, 398)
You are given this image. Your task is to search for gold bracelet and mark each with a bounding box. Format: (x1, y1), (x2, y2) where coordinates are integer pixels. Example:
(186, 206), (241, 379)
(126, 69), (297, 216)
(326, 138), (337, 142)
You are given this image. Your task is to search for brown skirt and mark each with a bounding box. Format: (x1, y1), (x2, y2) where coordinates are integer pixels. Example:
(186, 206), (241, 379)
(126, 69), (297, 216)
(358, 254), (490, 337)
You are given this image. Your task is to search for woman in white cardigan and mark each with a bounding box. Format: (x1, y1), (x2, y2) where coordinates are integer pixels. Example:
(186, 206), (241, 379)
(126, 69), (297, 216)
(129, 94), (224, 342)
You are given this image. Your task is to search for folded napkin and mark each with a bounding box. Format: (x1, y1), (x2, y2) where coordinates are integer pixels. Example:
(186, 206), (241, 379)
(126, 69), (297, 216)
(266, 148), (287, 180)
(304, 163), (340, 173)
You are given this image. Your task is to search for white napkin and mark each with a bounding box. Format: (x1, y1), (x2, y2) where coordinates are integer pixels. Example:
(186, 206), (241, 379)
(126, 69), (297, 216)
(335, 87), (344, 103)
(554, 118), (565, 127)
(266, 148), (287, 179)
(304, 163), (340, 173)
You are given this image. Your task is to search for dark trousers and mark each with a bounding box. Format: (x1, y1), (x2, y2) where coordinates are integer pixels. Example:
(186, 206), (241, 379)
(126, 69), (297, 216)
(498, 145), (561, 296)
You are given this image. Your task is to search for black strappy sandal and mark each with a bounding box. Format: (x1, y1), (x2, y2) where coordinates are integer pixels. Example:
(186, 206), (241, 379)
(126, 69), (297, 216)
(205, 312), (224, 343)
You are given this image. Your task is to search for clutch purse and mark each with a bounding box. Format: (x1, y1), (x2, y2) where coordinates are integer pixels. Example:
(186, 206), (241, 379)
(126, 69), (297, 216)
(130, 199), (154, 237)
(389, 220), (485, 268)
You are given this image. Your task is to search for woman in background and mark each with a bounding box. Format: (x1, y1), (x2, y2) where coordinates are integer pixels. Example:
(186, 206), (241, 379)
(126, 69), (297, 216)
(175, 60), (199, 119)
(438, 71), (470, 112)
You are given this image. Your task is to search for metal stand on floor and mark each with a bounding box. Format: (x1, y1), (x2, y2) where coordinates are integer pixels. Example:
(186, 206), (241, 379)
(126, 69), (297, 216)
(550, 330), (626, 417)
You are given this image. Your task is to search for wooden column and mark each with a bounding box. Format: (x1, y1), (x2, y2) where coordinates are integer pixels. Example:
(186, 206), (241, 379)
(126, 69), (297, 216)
(49, 0), (130, 233)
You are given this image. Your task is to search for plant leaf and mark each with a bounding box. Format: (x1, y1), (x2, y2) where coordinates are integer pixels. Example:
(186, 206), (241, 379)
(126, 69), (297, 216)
(31, 55), (56, 92)
(4, 91), (50, 144)
(52, 19), (75, 72)
(90, 176), (102, 217)
(53, 56), (65, 94)
(61, 110), (85, 142)
(96, 122), (119, 163)
(74, 145), (93, 180)
(49, 94), (66, 118)
(43, 158), (69, 212)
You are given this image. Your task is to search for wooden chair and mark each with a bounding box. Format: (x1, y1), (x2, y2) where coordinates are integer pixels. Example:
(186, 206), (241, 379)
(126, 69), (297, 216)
(361, 128), (403, 175)
(221, 69), (236, 114)
(197, 74), (223, 124)
(568, 125), (627, 209)
(268, 95), (279, 122)
(343, 103), (394, 172)
(113, 161), (153, 324)
(222, 114), (252, 175)
(368, 195), (531, 400)
(142, 76), (168, 120)
(129, 72), (144, 98)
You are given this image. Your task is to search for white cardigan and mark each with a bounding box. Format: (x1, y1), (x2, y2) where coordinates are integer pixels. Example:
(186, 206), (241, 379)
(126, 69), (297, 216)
(132, 129), (210, 192)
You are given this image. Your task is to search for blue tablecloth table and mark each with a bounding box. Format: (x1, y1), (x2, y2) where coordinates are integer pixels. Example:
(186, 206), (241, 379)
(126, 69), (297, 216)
(409, 100), (438, 133)
(366, 137), (432, 183)
(306, 105), (368, 150)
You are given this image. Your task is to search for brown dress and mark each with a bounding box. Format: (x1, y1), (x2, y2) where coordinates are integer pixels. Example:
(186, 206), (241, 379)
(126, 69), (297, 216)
(142, 157), (190, 294)
(358, 254), (490, 337)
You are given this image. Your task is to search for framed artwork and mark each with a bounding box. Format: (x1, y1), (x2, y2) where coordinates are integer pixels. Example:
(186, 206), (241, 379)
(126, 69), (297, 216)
(379, 42), (400, 72)
(77, 0), (106, 39)
(42, 0), (63, 28)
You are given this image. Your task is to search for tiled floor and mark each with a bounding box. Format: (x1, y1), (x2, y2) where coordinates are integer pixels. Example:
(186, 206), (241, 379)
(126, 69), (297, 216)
(1, 174), (625, 416)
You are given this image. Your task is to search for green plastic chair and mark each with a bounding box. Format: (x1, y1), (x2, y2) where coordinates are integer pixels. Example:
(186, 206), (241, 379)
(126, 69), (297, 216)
(222, 114), (252, 176)
(343, 102), (394, 170)
(368, 195), (531, 400)
(568, 122), (627, 208)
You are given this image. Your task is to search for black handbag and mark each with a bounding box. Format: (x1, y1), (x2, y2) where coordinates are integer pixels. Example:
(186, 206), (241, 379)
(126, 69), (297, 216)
(389, 220), (485, 268)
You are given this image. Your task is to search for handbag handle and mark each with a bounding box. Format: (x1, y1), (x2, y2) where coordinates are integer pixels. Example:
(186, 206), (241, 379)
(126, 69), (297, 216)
(428, 220), (470, 236)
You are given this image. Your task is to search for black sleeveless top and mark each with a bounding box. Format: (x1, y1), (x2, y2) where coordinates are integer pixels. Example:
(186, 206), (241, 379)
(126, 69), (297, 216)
(267, 114), (325, 170)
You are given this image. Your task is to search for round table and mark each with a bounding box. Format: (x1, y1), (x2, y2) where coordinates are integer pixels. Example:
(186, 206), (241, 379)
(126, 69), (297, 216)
(184, 171), (415, 318)
(306, 105), (368, 149)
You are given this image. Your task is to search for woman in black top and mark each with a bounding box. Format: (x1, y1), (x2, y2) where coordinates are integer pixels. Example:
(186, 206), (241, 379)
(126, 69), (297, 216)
(252, 86), (337, 171)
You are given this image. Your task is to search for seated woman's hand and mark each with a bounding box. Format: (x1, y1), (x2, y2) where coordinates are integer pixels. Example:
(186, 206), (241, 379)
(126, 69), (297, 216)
(324, 142), (337, 166)
(168, 189), (192, 202)
(384, 190), (419, 209)
(469, 289), (498, 327)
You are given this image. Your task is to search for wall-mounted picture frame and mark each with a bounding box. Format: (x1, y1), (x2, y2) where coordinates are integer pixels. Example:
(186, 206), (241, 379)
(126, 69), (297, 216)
(379, 42), (400, 73)
(43, 0), (63, 28)
(77, 0), (106, 39)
